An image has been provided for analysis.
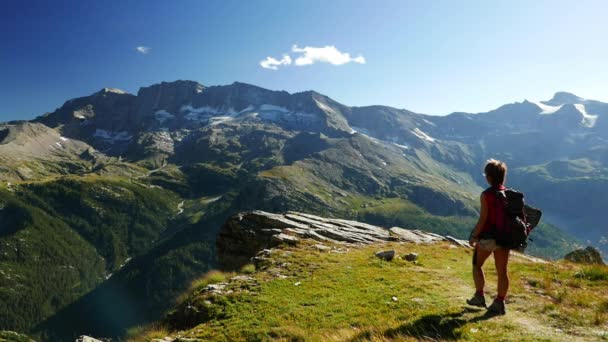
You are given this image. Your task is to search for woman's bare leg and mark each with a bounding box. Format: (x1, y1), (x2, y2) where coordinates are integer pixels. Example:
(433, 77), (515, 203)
(473, 246), (492, 293)
(494, 248), (511, 297)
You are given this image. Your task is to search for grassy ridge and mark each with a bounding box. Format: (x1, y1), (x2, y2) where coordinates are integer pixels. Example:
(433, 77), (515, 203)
(133, 241), (608, 341)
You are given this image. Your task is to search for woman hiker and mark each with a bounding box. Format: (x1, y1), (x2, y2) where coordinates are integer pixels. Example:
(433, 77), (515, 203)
(467, 159), (510, 315)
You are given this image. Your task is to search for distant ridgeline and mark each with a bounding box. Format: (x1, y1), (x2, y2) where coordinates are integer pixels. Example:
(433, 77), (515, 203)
(0, 80), (602, 339)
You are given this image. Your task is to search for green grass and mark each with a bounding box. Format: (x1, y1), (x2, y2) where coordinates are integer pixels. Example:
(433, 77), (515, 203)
(575, 266), (608, 281)
(240, 264), (256, 274)
(137, 241), (608, 341)
(189, 271), (233, 293)
(0, 175), (182, 333)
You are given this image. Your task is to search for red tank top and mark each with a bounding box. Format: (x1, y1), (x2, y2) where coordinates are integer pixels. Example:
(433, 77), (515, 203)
(480, 184), (506, 234)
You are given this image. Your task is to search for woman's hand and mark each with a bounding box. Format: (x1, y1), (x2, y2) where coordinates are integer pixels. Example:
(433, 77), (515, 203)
(469, 235), (478, 248)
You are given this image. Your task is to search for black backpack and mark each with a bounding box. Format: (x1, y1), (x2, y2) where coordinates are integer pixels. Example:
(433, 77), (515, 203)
(492, 189), (542, 251)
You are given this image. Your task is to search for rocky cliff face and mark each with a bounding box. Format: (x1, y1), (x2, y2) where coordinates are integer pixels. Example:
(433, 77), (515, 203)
(33, 81), (354, 159)
(216, 210), (477, 269)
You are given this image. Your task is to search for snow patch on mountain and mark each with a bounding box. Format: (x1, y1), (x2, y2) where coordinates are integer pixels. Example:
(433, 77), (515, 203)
(94, 129), (133, 143)
(239, 105), (255, 113)
(573, 104), (598, 128)
(350, 126), (372, 136)
(411, 128), (436, 142)
(351, 127), (412, 150)
(533, 101), (563, 115)
(181, 105), (221, 115)
(314, 99), (338, 114)
(260, 104), (289, 113)
(102, 88), (127, 95)
(181, 105), (254, 123)
(155, 110), (175, 124)
(393, 143), (409, 149)
(422, 119), (436, 126)
(208, 117), (234, 126)
(182, 106), (220, 122)
(257, 107), (319, 124)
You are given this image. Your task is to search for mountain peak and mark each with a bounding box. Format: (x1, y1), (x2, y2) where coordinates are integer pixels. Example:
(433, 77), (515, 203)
(546, 91), (584, 105)
(98, 87), (128, 95)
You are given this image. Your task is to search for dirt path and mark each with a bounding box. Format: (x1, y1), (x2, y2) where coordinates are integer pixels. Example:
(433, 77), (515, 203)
(440, 263), (595, 341)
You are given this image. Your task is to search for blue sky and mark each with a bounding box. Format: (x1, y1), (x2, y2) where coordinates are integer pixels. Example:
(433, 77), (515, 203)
(1, 0), (607, 121)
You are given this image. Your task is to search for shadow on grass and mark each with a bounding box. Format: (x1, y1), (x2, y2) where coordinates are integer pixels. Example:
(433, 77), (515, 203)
(350, 307), (497, 341)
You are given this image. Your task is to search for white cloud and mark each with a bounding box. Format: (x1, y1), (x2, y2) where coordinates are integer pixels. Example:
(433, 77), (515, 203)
(259, 45), (365, 70)
(291, 45), (366, 66)
(136, 46), (151, 54)
(260, 54), (292, 70)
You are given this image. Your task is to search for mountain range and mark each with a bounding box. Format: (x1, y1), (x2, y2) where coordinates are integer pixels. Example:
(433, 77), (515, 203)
(0, 80), (603, 340)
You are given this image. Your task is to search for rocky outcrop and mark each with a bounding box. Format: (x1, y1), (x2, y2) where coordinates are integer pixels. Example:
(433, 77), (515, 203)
(564, 246), (604, 265)
(75, 336), (104, 342)
(216, 210), (470, 268)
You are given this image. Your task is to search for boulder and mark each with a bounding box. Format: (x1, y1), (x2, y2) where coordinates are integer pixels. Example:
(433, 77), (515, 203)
(375, 250), (396, 261)
(564, 246), (604, 265)
(403, 253), (418, 262)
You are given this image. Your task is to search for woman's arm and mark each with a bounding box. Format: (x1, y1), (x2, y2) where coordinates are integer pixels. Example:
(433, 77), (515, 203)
(469, 193), (488, 246)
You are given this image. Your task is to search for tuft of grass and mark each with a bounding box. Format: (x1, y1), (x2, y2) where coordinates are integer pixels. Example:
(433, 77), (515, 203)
(125, 323), (169, 342)
(593, 310), (607, 326)
(551, 289), (569, 304)
(189, 270), (232, 292)
(240, 263), (256, 274)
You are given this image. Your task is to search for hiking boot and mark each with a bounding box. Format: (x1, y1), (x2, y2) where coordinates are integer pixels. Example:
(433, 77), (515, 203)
(487, 299), (506, 316)
(466, 293), (487, 308)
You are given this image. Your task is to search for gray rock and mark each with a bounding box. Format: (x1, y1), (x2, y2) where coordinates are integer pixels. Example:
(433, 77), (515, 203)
(315, 244), (331, 251)
(271, 233), (299, 245)
(230, 275), (255, 282)
(404, 253), (418, 261)
(564, 246), (604, 264)
(389, 227), (427, 243)
(206, 283), (228, 293)
(375, 250), (396, 261)
(445, 235), (470, 248)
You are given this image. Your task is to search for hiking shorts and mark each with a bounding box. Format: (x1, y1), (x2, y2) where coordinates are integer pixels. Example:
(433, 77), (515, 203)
(478, 238), (498, 252)
(472, 239), (502, 266)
